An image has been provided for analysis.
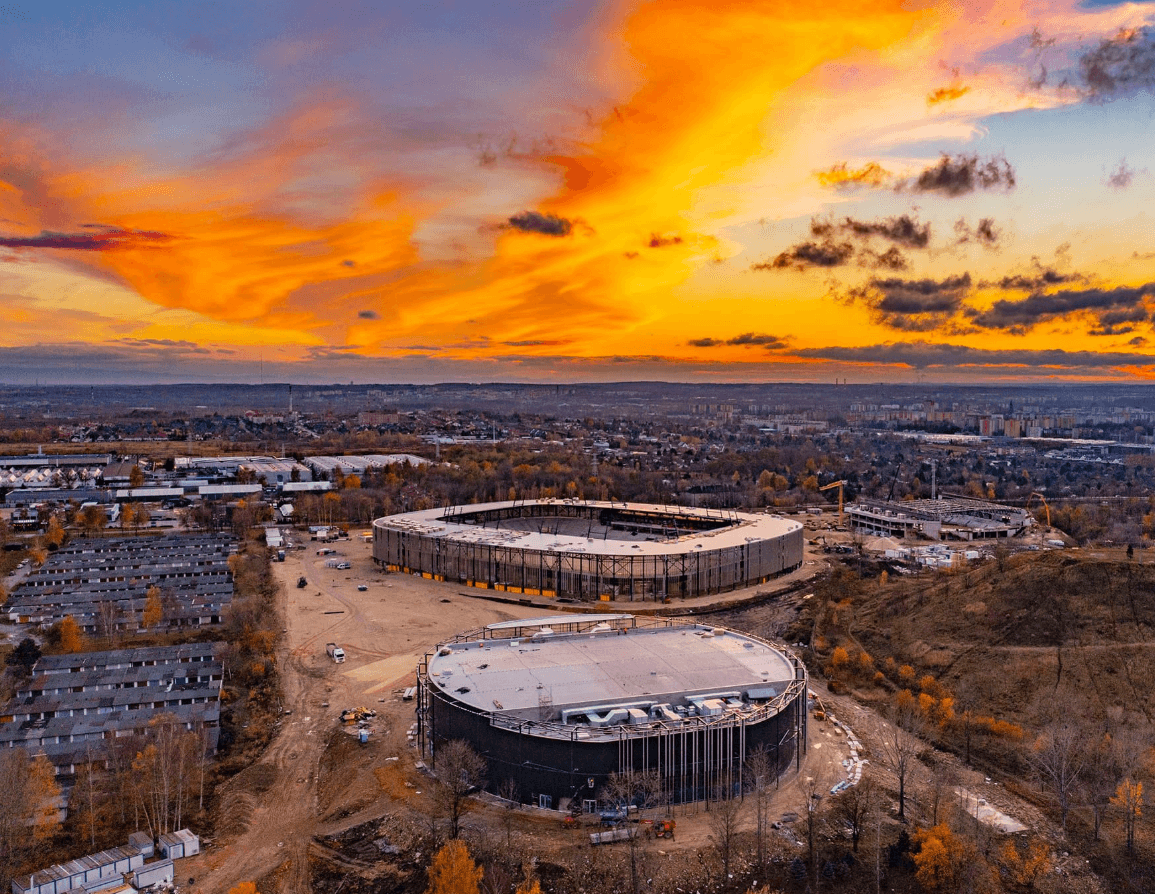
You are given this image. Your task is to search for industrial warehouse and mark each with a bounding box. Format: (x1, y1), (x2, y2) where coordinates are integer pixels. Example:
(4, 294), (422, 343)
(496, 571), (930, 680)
(417, 614), (807, 811)
(2, 535), (235, 632)
(373, 499), (803, 601)
(0, 643), (223, 780)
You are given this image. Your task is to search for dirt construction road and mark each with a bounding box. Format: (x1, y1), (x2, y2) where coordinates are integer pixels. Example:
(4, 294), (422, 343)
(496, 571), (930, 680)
(182, 536), (541, 894)
(180, 534), (853, 894)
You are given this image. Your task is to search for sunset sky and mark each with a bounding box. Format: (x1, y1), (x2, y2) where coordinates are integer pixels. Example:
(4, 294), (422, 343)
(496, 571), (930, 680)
(4, 0), (1155, 384)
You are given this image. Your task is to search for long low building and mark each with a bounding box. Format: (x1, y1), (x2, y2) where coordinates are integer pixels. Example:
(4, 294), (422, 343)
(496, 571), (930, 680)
(374, 499), (803, 601)
(2, 535), (235, 631)
(12, 830), (198, 894)
(0, 644), (224, 779)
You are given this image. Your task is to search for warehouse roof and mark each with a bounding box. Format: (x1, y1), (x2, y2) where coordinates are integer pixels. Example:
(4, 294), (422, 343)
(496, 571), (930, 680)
(427, 616), (796, 716)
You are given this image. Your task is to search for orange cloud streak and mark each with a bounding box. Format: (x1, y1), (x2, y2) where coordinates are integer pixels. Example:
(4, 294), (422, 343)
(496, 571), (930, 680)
(3, 1), (929, 364)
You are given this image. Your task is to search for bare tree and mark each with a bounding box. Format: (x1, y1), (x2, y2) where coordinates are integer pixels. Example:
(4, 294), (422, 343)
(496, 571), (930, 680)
(434, 739), (487, 839)
(800, 775), (825, 892)
(708, 787), (743, 890)
(833, 777), (877, 853)
(880, 702), (926, 821)
(745, 744), (775, 870)
(96, 599), (123, 647)
(497, 778), (519, 850)
(924, 754), (957, 826)
(1029, 721), (1086, 832)
(601, 771), (661, 894)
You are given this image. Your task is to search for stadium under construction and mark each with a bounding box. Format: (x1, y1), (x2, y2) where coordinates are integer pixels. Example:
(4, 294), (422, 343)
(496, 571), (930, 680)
(417, 614), (808, 811)
(372, 499), (803, 601)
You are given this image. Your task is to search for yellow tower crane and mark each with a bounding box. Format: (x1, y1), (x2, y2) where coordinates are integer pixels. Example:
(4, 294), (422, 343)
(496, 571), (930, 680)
(1028, 492), (1051, 527)
(819, 480), (847, 525)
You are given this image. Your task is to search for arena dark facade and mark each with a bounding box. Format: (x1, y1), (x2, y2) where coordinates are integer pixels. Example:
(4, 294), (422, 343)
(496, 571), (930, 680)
(373, 499), (803, 601)
(417, 614), (808, 811)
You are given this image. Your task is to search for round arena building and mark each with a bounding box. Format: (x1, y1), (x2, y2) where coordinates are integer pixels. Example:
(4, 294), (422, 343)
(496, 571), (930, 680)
(417, 614), (808, 810)
(373, 499), (803, 601)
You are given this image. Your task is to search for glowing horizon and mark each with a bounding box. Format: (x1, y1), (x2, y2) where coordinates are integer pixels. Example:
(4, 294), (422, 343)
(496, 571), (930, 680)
(4, 1), (1155, 384)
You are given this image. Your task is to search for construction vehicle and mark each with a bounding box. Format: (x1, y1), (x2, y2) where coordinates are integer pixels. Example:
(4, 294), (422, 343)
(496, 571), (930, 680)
(649, 819), (675, 840)
(599, 806), (628, 827)
(819, 480), (847, 525)
(340, 706), (377, 723)
(326, 642), (345, 663)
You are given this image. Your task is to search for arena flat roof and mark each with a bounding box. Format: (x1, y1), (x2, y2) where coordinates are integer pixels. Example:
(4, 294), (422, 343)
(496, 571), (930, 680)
(426, 616), (797, 716)
(377, 500), (800, 557)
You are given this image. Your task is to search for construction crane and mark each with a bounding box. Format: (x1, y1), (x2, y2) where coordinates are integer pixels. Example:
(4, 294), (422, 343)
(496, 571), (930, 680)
(1028, 492), (1051, 527)
(819, 480), (847, 525)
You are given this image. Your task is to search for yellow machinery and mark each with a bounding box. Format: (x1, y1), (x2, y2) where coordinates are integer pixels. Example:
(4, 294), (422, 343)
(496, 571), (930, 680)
(819, 480), (847, 525)
(1028, 492), (1051, 527)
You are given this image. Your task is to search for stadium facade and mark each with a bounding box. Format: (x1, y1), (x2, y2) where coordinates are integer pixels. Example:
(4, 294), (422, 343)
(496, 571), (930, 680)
(373, 499), (803, 601)
(417, 614), (808, 810)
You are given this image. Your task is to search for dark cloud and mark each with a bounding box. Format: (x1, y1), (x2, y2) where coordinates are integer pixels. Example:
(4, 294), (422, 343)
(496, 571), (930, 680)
(357, 310), (379, 319)
(988, 268), (1079, 290)
(849, 273), (972, 331)
(871, 274), (972, 314)
(501, 339), (569, 347)
(726, 332), (789, 348)
(0, 227), (172, 251)
(974, 218), (1000, 247)
(648, 233), (684, 248)
(910, 153), (1015, 196)
(506, 211), (573, 237)
(1080, 26), (1155, 100)
(118, 337), (210, 353)
(688, 333), (789, 349)
(796, 341), (1155, 370)
(1088, 306), (1149, 336)
(812, 213), (931, 248)
(1106, 158), (1136, 189)
(859, 246), (909, 270)
(756, 239), (854, 271)
(954, 217), (1001, 248)
(967, 282), (1155, 332)
(770, 214), (927, 272)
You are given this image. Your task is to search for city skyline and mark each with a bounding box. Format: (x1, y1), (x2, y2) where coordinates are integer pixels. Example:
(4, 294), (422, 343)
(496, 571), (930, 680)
(4, 1), (1155, 383)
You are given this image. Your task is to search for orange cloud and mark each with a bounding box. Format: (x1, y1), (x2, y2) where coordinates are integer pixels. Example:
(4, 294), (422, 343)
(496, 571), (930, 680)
(10, 0), (1154, 380)
(926, 84), (970, 105)
(815, 161), (892, 190)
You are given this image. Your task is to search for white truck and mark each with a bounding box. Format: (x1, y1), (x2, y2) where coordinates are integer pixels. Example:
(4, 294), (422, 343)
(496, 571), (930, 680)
(325, 642), (345, 663)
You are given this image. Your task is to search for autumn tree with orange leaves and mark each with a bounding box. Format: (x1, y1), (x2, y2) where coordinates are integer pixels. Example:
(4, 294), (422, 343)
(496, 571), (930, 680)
(426, 840), (482, 894)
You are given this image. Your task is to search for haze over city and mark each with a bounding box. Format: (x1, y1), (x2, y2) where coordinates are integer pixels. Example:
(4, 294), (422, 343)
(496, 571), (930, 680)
(3, 1), (1155, 383)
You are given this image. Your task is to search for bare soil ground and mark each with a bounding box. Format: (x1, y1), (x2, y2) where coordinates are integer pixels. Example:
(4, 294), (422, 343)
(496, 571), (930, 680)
(177, 535), (859, 893)
(180, 536), (540, 894)
(179, 538), (1116, 894)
